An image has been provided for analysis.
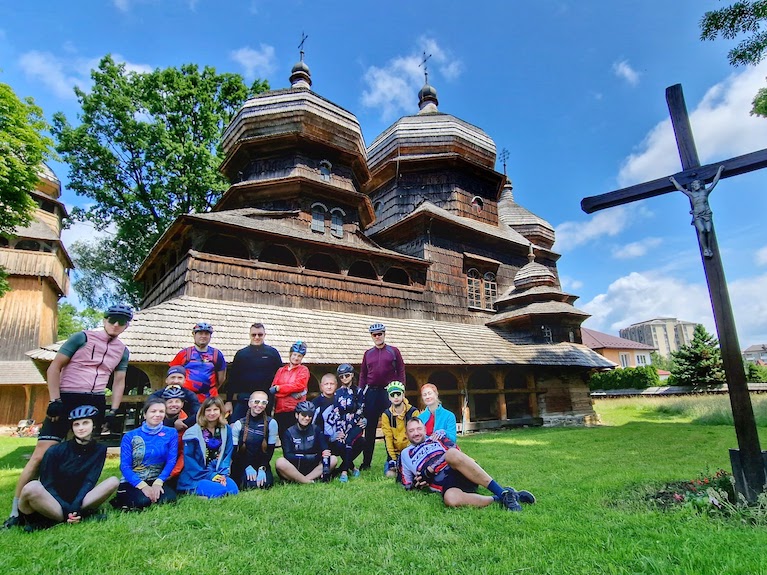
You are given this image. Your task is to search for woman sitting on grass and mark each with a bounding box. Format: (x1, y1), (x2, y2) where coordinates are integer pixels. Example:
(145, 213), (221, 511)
(418, 383), (457, 442)
(18, 406), (119, 530)
(112, 398), (178, 510)
(231, 390), (278, 489)
(178, 396), (239, 498)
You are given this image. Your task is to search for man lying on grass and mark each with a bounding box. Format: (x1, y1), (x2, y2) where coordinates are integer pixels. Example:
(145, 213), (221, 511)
(400, 418), (535, 511)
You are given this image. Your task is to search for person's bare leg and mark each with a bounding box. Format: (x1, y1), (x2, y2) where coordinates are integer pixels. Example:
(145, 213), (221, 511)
(81, 477), (120, 510)
(275, 457), (313, 484)
(442, 487), (495, 508)
(18, 481), (65, 522)
(304, 456), (338, 481)
(444, 449), (493, 487)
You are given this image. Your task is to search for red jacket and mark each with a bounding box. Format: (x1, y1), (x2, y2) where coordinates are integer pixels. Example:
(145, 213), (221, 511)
(272, 364), (309, 414)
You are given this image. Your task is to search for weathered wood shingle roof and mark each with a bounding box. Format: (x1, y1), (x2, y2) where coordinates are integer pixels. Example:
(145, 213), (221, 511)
(0, 360), (46, 385)
(28, 296), (614, 369)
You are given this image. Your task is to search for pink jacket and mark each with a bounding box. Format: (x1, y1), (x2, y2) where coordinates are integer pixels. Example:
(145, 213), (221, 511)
(60, 329), (128, 394)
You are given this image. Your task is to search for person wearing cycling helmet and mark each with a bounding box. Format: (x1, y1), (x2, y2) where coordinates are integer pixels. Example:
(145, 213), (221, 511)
(328, 364), (366, 483)
(148, 366), (201, 431)
(5, 303), (132, 528)
(111, 398), (178, 510)
(16, 406), (119, 530)
(380, 381), (419, 479)
(270, 341), (310, 444)
(169, 322), (227, 404)
(275, 401), (337, 484)
(358, 322), (405, 470)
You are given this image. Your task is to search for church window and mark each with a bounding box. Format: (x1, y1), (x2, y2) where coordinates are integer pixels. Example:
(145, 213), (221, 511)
(471, 196), (484, 211)
(467, 268), (483, 308)
(16, 239), (41, 251)
(330, 208), (345, 238)
(348, 260), (378, 280)
(541, 326), (553, 344)
(201, 235), (249, 260)
(305, 252), (340, 274)
(319, 160), (332, 181)
(483, 272), (497, 309)
(382, 266), (410, 285)
(311, 203), (327, 233)
(258, 244), (298, 267)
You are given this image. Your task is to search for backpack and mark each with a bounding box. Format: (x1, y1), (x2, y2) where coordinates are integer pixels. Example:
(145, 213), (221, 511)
(385, 405), (418, 429)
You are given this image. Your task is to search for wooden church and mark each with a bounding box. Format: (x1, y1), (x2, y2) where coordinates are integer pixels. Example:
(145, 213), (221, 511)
(30, 54), (613, 430)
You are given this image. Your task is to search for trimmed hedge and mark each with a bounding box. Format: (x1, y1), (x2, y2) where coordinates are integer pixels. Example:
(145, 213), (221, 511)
(589, 365), (661, 391)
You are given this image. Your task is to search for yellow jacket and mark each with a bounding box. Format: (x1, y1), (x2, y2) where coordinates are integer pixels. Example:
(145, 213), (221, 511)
(380, 399), (420, 459)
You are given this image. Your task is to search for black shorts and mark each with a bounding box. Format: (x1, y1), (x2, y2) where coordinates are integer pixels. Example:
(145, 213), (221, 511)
(440, 468), (478, 498)
(38, 393), (106, 442)
(287, 456), (320, 476)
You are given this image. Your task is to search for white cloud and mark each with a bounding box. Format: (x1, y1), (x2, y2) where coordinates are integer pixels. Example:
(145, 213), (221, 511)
(553, 206), (629, 252)
(618, 61), (767, 187)
(559, 276), (584, 291)
(756, 245), (767, 266)
(18, 50), (152, 98)
(361, 36), (463, 119)
(113, 0), (131, 12)
(581, 270), (767, 346)
(230, 45), (276, 79)
(612, 60), (640, 86)
(612, 237), (662, 259)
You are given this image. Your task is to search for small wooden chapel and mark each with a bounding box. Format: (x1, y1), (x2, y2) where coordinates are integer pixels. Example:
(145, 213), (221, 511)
(30, 53), (613, 429)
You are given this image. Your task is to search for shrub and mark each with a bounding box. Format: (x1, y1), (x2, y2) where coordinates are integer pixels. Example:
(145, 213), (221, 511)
(589, 365), (661, 391)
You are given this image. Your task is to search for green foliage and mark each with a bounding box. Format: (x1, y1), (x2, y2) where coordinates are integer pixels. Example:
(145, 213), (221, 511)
(670, 324), (726, 388)
(650, 351), (675, 371)
(588, 365), (661, 390)
(746, 362), (767, 382)
(57, 302), (102, 339)
(52, 55), (268, 307)
(0, 81), (54, 296)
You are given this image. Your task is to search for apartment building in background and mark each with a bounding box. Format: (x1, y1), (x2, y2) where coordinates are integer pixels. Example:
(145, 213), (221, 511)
(619, 317), (697, 357)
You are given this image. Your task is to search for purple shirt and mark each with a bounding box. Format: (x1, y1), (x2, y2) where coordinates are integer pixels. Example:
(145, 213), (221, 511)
(359, 345), (405, 389)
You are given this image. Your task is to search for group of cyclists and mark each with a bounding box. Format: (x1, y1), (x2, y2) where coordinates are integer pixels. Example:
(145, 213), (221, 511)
(4, 306), (535, 531)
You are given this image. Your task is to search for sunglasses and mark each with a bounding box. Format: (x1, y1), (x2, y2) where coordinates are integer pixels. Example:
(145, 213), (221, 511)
(371, 332), (384, 337)
(389, 391), (403, 397)
(339, 373), (353, 378)
(250, 333), (265, 337)
(107, 316), (128, 326)
(249, 399), (269, 406)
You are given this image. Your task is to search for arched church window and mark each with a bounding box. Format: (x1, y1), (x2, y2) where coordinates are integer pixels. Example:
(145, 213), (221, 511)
(16, 239), (41, 252)
(311, 203), (327, 233)
(382, 266), (410, 286)
(330, 208), (345, 238)
(201, 235), (249, 260)
(348, 260), (378, 280)
(258, 244), (298, 267)
(467, 268), (482, 308)
(305, 252), (340, 274)
(319, 160), (332, 182)
(471, 196), (484, 212)
(483, 272), (497, 310)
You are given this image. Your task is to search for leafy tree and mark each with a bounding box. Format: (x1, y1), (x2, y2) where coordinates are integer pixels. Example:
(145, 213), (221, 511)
(670, 324), (727, 388)
(0, 81), (54, 296)
(746, 362), (767, 382)
(700, 1), (767, 116)
(57, 302), (103, 339)
(650, 351), (675, 372)
(53, 55), (268, 307)
(588, 365), (660, 391)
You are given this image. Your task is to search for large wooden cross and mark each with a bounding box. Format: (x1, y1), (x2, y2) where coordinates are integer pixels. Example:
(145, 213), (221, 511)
(581, 84), (767, 501)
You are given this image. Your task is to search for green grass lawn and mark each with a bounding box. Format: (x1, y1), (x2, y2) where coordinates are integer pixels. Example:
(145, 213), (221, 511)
(2, 400), (767, 575)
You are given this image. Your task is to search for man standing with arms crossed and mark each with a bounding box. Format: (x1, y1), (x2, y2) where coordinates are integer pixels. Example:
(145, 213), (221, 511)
(358, 322), (405, 470)
(4, 304), (133, 528)
(225, 323), (282, 422)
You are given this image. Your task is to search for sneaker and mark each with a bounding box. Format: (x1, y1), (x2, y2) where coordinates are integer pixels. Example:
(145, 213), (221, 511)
(352, 468), (360, 478)
(517, 490), (536, 505)
(500, 488), (522, 512)
(339, 473), (348, 483)
(2, 515), (19, 529)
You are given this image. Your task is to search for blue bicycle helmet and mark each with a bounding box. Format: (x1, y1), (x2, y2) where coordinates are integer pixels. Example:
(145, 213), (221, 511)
(192, 322), (213, 334)
(337, 363), (354, 376)
(290, 340), (307, 355)
(162, 385), (186, 400)
(369, 322), (386, 333)
(295, 400), (315, 415)
(104, 304), (134, 321)
(69, 405), (100, 421)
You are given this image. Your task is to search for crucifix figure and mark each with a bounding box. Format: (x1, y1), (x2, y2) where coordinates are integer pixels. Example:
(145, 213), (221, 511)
(581, 84), (767, 501)
(669, 164), (724, 258)
(419, 51), (432, 84)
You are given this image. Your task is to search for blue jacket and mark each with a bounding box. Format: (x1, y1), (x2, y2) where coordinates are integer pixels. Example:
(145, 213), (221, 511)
(418, 404), (457, 443)
(178, 423), (234, 491)
(119, 425), (178, 486)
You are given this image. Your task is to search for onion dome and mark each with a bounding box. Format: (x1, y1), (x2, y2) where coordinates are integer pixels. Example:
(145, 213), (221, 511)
(289, 52), (312, 89)
(513, 244), (557, 289)
(418, 81), (439, 113)
(497, 178), (555, 250)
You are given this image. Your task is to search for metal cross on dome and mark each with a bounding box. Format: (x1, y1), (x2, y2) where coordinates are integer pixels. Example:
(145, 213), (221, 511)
(298, 32), (309, 60)
(419, 51), (432, 84)
(581, 84), (767, 501)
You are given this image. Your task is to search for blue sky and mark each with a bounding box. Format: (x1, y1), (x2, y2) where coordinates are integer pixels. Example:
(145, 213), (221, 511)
(2, 0), (766, 346)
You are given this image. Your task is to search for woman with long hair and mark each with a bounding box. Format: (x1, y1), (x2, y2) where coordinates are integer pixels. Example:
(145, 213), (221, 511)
(418, 383), (457, 442)
(178, 396), (239, 498)
(231, 390), (278, 489)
